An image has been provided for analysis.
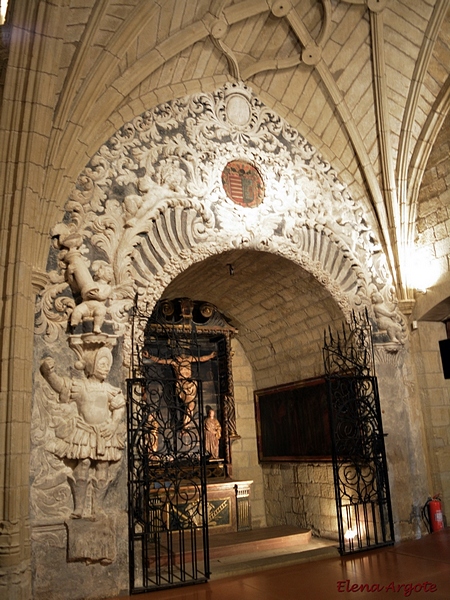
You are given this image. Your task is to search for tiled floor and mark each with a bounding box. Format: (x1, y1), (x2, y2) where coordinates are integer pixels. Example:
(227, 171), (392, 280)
(108, 529), (450, 599)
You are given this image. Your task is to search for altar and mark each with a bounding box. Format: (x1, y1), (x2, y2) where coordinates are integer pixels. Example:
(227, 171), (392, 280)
(205, 480), (253, 534)
(148, 479), (253, 535)
(128, 298), (251, 590)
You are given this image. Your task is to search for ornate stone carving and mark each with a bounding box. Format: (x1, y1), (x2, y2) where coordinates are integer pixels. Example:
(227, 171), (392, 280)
(374, 342), (406, 367)
(45, 223), (132, 338)
(371, 291), (406, 344)
(36, 83), (404, 344)
(39, 347), (125, 520)
(31, 524), (67, 549)
(31, 82), (408, 569)
(66, 517), (116, 565)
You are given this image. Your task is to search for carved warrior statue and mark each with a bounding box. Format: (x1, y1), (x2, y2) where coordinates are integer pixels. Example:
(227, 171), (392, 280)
(40, 347), (125, 519)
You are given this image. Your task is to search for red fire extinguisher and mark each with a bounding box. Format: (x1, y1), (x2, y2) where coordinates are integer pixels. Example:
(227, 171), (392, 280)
(423, 495), (445, 532)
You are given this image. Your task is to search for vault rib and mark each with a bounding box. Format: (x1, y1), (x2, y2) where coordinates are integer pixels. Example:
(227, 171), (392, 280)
(407, 75), (450, 250)
(285, 4), (396, 288)
(369, 9), (401, 294)
(48, 3), (162, 175)
(396, 0), (447, 190)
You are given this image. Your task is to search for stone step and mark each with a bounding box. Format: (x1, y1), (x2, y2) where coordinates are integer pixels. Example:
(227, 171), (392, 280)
(208, 525), (312, 559)
(146, 526), (339, 581)
(207, 526), (339, 580)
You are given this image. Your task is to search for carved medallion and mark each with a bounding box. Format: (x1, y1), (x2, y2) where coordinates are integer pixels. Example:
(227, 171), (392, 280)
(221, 161), (264, 207)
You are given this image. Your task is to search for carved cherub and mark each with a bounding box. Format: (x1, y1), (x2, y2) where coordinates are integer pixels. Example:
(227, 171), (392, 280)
(51, 225), (113, 333)
(69, 262), (113, 334)
(371, 292), (406, 344)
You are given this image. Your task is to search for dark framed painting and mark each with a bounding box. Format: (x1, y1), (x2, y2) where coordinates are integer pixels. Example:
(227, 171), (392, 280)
(254, 376), (332, 462)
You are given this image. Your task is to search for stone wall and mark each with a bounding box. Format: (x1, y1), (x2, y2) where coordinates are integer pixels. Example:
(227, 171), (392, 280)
(416, 113), (450, 277)
(412, 320), (450, 519)
(262, 463), (337, 539)
(230, 338), (267, 529)
(230, 327), (338, 539)
(228, 291), (342, 538)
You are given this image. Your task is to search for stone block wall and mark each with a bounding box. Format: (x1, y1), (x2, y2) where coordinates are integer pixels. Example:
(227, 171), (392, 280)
(230, 338), (267, 529)
(230, 336), (340, 539)
(262, 463), (337, 539)
(412, 320), (450, 519)
(416, 113), (450, 277)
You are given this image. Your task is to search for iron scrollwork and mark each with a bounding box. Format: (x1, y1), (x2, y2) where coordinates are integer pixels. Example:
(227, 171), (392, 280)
(127, 297), (237, 592)
(323, 311), (394, 555)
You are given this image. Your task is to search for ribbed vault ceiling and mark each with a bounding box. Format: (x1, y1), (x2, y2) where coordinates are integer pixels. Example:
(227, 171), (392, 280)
(2, 0), (450, 314)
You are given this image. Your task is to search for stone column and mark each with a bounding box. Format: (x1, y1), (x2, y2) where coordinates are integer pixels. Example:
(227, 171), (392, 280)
(0, 265), (40, 600)
(374, 342), (430, 540)
(1, 2), (65, 594)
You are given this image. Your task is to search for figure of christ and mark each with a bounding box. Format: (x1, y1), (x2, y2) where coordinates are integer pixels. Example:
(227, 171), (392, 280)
(142, 348), (216, 429)
(40, 347), (126, 519)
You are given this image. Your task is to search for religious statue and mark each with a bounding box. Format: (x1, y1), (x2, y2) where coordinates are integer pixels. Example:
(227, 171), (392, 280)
(371, 292), (406, 344)
(39, 347), (126, 519)
(204, 407), (221, 459)
(142, 348), (216, 428)
(51, 225), (112, 333)
(145, 411), (159, 457)
(69, 262), (113, 334)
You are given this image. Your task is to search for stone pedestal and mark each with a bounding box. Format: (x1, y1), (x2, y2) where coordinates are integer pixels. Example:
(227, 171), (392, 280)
(66, 516), (116, 565)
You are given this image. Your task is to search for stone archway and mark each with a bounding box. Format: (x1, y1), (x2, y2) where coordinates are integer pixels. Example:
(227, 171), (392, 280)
(160, 248), (350, 537)
(36, 82), (406, 347)
(31, 82), (408, 598)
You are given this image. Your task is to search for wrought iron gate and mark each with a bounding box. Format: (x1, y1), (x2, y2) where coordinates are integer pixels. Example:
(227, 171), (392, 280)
(127, 301), (211, 592)
(323, 312), (395, 555)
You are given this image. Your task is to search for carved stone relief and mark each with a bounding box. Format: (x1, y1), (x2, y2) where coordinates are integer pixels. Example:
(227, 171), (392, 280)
(32, 330), (126, 566)
(39, 345), (125, 519)
(35, 82), (405, 346)
(32, 81), (407, 565)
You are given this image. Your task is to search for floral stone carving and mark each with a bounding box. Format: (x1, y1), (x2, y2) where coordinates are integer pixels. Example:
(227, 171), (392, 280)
(35, 82), (405, 348)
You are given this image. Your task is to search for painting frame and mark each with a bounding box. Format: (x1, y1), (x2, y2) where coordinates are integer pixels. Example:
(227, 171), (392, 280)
(254, 376), (333, 462)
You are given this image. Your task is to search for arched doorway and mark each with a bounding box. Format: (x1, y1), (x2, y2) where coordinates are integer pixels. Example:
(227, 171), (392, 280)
(32, 85), (405, 597)
(162, 250), (395, 557)
(126, 296), (238, 591)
